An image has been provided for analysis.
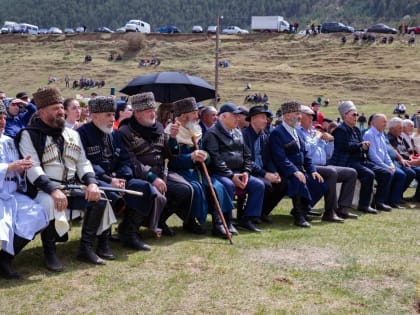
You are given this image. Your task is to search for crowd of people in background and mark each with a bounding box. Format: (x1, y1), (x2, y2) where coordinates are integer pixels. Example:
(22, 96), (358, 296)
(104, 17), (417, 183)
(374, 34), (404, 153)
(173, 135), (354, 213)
(0, 86), (419, 280)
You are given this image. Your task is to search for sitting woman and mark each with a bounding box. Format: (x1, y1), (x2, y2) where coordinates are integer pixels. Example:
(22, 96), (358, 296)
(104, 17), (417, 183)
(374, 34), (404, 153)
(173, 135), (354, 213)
(113, 102), (133, 130)
(64, 98), (82, 129)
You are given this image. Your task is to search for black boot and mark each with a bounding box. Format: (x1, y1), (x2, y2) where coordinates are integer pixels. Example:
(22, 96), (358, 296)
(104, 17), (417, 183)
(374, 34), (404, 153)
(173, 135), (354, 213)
(158, 208), (176, 237)
(96, 229), (115, 260)
(118, 208), (151, 251)
(212, 212), (227, 238)
(183, 217), (206, 234)
(77, 204), (106, 265)
(291, 197), (311, 228)
(0, 251), (20, 279)
(41, 221), (64, 272)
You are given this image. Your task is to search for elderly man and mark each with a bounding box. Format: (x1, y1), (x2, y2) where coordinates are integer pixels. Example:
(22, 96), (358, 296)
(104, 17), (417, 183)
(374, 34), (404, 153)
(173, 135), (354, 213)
(387, 117), (420, 202)
(119, 92), (196, 236)
(0, 101), (48, 279)
(242, 104), (287, 223)
(329, 101), (379, 214)
(168, 97), (235, 238)
(77, 96), (157, 251)
(363, 114), (404, 209)
(298, 105), (358, 221)
(269, 101), (327, 228)
(199, 106), (218, 135)
(203, 103), (265, 232)
(17, 87), (114, 272)
(401, 119), (416, 154)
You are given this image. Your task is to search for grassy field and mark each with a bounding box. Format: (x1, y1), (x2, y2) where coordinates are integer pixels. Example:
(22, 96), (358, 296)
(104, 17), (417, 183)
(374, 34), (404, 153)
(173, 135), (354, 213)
(0, 33), (419, 314)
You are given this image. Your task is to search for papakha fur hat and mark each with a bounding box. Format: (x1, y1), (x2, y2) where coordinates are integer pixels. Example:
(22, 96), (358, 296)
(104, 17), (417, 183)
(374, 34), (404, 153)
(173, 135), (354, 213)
(131, 92), (156, 112)
(32, 87), (63, 110)
(88, 96), (116, 113)
(281, 101), (302, 114)
(173, 97), (198, 117)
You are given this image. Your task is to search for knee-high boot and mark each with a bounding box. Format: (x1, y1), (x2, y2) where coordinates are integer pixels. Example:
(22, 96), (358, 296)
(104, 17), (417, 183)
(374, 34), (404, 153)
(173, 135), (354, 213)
(96, 228), (115, 260)
(41, 221), (64, 272)
(118, 208), (151, 251)
(77, 204), (106, 265)
(291, 196), (311, 228)
(212, 211), (227, 238)
(0, 235), (30, 279)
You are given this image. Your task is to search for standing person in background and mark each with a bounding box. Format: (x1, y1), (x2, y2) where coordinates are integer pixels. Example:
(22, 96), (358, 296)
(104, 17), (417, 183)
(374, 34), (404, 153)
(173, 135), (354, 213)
(0, 100), (49, 279)
(357, 112), (367, 130)
(63, 98), (82, 129)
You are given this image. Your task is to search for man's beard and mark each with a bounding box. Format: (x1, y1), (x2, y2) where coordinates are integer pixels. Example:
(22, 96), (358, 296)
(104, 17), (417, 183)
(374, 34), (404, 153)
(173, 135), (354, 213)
(47, 116), (65, 129)
(98, 125), (113, 134)
(185, 119), (199, 131)
(139, 117), (155, 127)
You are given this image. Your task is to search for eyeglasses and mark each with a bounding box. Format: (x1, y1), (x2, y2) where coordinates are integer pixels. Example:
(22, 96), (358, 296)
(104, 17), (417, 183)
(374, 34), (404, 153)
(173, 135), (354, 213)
(349, 112), (359, 117)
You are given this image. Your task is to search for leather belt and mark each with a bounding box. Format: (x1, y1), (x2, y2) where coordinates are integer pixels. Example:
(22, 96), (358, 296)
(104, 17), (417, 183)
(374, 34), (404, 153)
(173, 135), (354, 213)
(5, 177), (18, 183)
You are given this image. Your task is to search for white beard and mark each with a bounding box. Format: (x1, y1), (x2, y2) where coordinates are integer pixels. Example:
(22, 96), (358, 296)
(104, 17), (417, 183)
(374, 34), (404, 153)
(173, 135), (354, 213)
(99, 126), (113, 134)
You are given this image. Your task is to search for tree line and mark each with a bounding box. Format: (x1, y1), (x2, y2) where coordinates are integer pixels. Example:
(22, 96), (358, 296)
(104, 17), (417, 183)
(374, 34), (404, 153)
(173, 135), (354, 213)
(0, 0), (419, 32)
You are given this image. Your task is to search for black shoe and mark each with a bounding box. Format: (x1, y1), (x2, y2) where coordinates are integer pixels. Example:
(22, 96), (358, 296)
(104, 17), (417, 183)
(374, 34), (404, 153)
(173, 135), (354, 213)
(96, 247), (116, 260)
(252, 217), (263, 224)
(358, 206), (378, 214)
(376, 203), (392, 212)
(388, 203), (406, 209)
(336, 208), (358, 219)
(294, 218), (311, 228)
(304, 215), (313, 222)
(160, 223), (176, 237)
(260, 214), (273, 224)
(321, 213), (345, 223)
(183, 220), (206, 235)
(77, 248), (106, 265)
(44, 252), (64, 272)
(236, 219), (262, 232)
(212, 224), (227, 238)
(228, 224), (239, 235)
(307, 210), (322, 216)
(0, 252), (20, 279)
(119, 233), (151, 251)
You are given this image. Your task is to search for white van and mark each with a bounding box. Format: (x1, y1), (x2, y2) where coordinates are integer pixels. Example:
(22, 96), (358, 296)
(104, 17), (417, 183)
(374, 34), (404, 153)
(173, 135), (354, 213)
(124, 19), (150, 33)
(15, 23), (39, 34)
(1, 21), (18, 34)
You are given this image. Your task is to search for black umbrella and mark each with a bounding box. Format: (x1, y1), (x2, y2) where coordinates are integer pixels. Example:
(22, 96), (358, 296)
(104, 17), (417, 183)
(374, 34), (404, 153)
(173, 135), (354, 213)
(120, 71), (216, 103)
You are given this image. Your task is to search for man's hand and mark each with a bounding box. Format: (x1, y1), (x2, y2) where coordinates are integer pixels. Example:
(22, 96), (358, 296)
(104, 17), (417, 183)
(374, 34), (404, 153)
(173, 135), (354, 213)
(111, 177), (126, 189)
(361, 141), (370, 151)
(265, 172), (281, 184)
(7, 156), (33, 174)
(320, 132), (334, 142)
(152, 177), (167, 194)
(85, 183), (101, 202)
(232, 173), (248, 189)
(51, 189), (68, 212)
(294, 171), (306, 184)
(169, 121), (180, 138)
(191, 150), (207, 163)
(312, 172), (324, 183)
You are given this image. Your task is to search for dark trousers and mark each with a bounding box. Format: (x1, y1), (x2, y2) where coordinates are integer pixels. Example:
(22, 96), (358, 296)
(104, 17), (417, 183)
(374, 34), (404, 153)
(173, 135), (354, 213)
(316, 165), (357, 210)
(165, 172), (193, 222)
(348, 161), (375, 208)
(261, 178), (287, 215)
(216, 174), (265, 218)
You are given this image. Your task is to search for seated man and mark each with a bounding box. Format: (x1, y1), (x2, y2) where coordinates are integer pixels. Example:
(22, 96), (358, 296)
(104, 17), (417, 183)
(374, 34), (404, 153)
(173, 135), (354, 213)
(269, 101), (327, 228)
(329, 101), (379, 214)
(0, 101), (49, 279)
(199, 106), (218, 135)
(242, 105), (287, 223)
(17, 87), (115, 272)
(203, 103), (265, 232)
(167, 97), (236, 238)
(5, 97), (37, 138)
(363, 114), (404, 209)
(118, 92), (196, 236)
(78, 96), (157, 251)
(298, 105), (358, 220)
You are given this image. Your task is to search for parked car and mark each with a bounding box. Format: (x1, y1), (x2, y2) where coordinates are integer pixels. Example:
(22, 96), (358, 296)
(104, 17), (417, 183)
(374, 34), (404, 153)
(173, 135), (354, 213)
(64, 28), (75, 34)
(157, 26), (181, 33)
(320, 22), (354, 33)
(75, 26), (85, 33)
(38, 28), (48, 35)
(94, 27), (114, 33)
(192, 25), (203, 33)
(207, 25), (217, 34)
(116, 26), (126, 33)
(221, 26), (249, 34)
(366, 24), (397, 34)
(407, 26), (420, 34)
(48, 27), (63, 34)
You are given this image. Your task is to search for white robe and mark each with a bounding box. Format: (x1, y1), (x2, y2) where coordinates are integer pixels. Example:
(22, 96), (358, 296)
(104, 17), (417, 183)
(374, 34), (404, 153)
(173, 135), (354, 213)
(0, 135), (49, 255)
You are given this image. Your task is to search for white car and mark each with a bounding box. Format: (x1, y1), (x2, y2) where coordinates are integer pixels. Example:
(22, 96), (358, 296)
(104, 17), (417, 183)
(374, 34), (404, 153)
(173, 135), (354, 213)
(116, 26), (126, 32)
(192, 25), (203, 33)
(222, 26), (249, 34)
(48, 27), (63, 34)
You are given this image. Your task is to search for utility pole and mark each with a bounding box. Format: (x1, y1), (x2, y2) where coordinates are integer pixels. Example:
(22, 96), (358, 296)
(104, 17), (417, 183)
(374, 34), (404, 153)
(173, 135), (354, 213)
(214, 15), (222, 107)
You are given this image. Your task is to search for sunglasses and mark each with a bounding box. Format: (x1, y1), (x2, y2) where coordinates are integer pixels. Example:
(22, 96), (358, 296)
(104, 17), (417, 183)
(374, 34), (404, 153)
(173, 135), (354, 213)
(349, 112), (359, 117)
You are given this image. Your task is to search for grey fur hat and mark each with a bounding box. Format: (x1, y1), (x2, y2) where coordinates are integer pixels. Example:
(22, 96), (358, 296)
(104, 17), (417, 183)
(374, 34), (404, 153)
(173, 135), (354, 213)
(131, 92), (156, 112)
(88, 96), (116, 113)
(173, 97), (198, 117)
(281, 101), (302, 114)
(32, 87), (63, 110)
(338, 101), (357, 117)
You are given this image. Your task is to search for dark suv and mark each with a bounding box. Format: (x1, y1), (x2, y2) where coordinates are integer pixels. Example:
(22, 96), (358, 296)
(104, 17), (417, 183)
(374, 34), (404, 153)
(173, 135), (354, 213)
(321, 22), (354, 33)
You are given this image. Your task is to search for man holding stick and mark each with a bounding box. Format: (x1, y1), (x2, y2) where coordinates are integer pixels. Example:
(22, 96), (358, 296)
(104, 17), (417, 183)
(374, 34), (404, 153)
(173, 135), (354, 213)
(167, 97), (236, 239)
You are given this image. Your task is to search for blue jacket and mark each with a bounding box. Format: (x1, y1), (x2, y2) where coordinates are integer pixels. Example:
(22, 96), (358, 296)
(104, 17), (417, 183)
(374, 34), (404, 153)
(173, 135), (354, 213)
(5, 103), (37, 138)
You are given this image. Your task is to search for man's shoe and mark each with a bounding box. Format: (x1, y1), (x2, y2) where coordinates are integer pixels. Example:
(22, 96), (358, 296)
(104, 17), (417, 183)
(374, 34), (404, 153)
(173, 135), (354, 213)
(321, 213), (345, 223)
(304, 215), (313, 222)
(228, 224), (239, 235)
(260, 214), (273, 224)
(160, 223), (176, 237)
(236, 219), (262, 232)
(358, 206), (378, 214)
(183, 221), (206, 235)
(77, 249), (106, 265)
(336, 208), (358, 219)
(307, 209), (322, 216)
(44, 253), (64, 272)
(212, 224), (227, 238)
(376, 203), (392, 212)
(389, 203), (406, 209)
(119, 233), (151, 251)
(252, 217), (263, 224)
(0, 252), (20, 279)
(294, 218), (311, 228)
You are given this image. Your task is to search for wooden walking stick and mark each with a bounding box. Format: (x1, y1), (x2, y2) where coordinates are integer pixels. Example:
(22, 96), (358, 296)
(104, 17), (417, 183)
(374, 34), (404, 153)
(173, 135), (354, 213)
(191, 135), (233, 245)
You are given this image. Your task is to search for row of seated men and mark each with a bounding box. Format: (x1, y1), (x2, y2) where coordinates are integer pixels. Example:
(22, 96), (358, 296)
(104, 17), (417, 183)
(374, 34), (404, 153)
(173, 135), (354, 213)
(1, 87), (418, 281)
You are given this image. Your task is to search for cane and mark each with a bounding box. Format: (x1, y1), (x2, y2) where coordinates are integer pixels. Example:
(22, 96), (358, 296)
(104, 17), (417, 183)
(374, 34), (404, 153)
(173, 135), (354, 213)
(191, 135), (234, 245)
